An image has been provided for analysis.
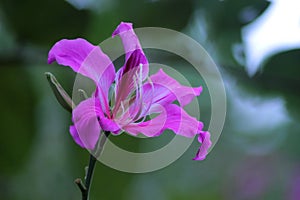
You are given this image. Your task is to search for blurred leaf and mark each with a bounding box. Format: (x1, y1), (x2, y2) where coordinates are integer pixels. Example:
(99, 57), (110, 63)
(254, 50), (300, 118)
(0, 8), (16, 57)
(196, 0), (270, 67)
(0, 0), (89, 45)
(0, 67), (36, 174)
(117, 0), (194, 30)
(86, 0), (194, 43)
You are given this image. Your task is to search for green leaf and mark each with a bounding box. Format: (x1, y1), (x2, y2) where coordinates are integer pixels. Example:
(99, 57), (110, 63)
(45, 72), (74, 113)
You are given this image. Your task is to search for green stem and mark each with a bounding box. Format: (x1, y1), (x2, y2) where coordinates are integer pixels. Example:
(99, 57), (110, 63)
(83, 155), (97, 200)
(75, 131), (110, 200)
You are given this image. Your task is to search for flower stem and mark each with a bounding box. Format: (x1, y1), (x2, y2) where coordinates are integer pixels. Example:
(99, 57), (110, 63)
(75, 131), (110, 200)
(84, 154), (97, 200)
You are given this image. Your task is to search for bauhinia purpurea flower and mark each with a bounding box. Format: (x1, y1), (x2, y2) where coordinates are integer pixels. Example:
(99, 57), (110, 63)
(48, 22), (211, 160)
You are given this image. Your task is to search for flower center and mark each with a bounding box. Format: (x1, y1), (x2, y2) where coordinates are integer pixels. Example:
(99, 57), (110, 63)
(111, 63), (154, 126)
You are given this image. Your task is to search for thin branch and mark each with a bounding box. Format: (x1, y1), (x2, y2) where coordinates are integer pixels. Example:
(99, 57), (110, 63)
(75, 131), (110, 200)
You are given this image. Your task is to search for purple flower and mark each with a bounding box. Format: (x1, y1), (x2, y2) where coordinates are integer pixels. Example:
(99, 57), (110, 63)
(48, 22), (211, 160)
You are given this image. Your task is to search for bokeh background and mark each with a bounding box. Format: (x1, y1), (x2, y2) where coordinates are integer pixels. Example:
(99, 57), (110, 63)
(1, 0), (300, 199)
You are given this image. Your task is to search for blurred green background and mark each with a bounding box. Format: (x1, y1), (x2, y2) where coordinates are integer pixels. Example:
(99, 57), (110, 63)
(1, 0), (300, 199)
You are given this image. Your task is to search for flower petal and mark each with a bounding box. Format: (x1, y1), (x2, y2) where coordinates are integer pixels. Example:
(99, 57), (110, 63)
(48, 38), (94, 70)
(162, 104), (204, 138)
(124, 104), (211, 160)
(112, 22), (144, 62)
(193, 131), (212, 161)
(131, 69), (202, 119)
(71, 98), (102, 149)
(111, 22), (150, 117)
(122, 104), (167, 137)
(113, 22), (149, 80)
(69, 125), (85, 148)
(96, 102), (121, 134)
(122, 49), (148, 76)
(72, 97), (121, 149)
(147, 69), (202, 107)
(48, 38), (116, 115)
(124, 104), (203, 138)
(113, 51), (148, 118)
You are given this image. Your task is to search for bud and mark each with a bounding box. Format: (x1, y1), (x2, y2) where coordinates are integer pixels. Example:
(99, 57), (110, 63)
(45, 72), (74, 112)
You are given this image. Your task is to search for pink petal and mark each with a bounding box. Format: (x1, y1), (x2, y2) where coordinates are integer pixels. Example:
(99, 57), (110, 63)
(111, 22), (150, 117)
(71, 98), (102, 149)
(48, 38), (94, 70)
(132, 69), (202, 119)
(163, 104), (204, 138)
(124, 104), (211, 160)
(48, 38), (115, 115)
(83, 48), (115, 115)
(112, 22), (148, 80)
(193, 131), (212, 161)
(123, 104), (167, 137)
(121, 49), (148, 76)
(112, 22), (144, 63)
(69, 125), (85, 148)
(124, 104), (203, 138)
(148, 69), (202, 107)
(96, 101), (121, 134)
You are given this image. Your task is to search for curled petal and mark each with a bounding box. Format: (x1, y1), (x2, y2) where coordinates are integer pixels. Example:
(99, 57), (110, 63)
(69, 125), (85, 148)
(124, 104), (210, 160)
(122, 49), (148, 75)
(113, 22), (149, 81)
(72, 98), (121, 149)
(123, 104), (167, 137)
(112, 22), (150, 118)
(148, 69), (202, 107)
(162, 104), (203, 138)
(96, 101), (121, 134)
(48, 38), (94, 70)
(71, 98), (102, 149)
(48, 38), (115, 115)
(193, 131), (212, 161)
(113, 51), (147, 116)
(112, 22), (144, 62)
(124, 104), (203, 138)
